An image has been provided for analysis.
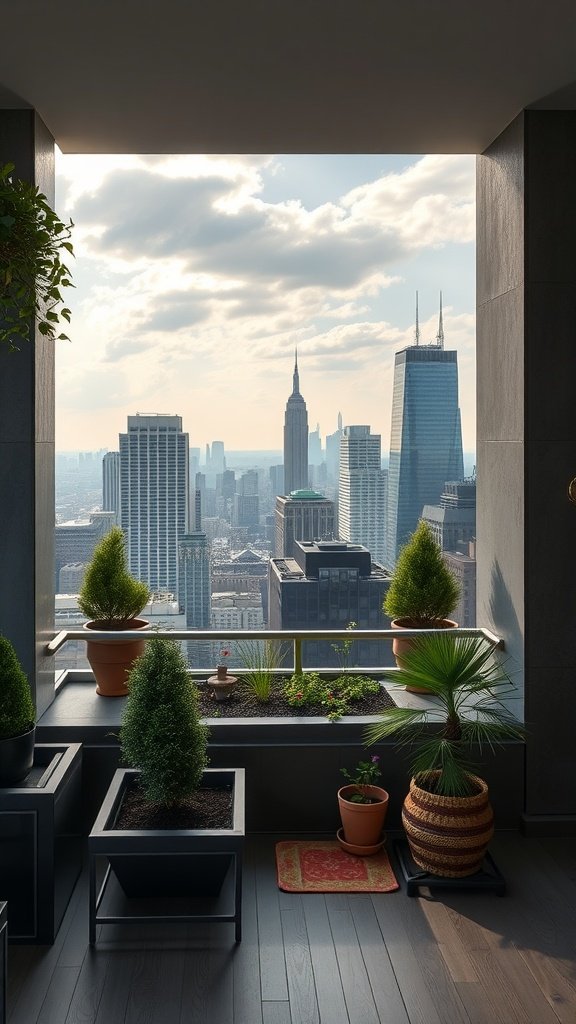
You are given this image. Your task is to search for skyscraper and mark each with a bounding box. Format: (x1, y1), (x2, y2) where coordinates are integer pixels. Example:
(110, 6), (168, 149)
(338, 426), (386, 565)
(102, 451), (120, 521)
(120, 414), (189, 594)
(179, 530), (211, 667)
(283, 350), (308, 493)
(385, 297), (464, 568)
(275, 489), (335, 558)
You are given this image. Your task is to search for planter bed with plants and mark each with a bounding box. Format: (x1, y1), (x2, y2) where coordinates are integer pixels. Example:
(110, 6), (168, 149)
(89, 637), (245, 945)
(196, 673), (396, 720)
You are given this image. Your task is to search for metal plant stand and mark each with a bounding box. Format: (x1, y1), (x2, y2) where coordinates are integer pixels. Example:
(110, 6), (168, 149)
(394, 838), (506, 896)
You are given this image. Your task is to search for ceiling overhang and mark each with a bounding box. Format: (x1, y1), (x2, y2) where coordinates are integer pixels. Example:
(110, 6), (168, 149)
(1, 1), (576, 154)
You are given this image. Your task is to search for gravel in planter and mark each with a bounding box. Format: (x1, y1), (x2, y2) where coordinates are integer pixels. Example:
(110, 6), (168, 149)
(196, 679), (396, 719)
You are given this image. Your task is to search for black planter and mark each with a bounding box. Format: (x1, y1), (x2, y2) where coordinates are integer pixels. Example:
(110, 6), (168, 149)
(89, 767), (245, 944)
(0, 743), (83, 943)
(0, 725), (35, 786)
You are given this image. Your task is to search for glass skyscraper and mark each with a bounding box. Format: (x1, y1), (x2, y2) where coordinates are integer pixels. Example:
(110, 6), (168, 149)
(120, 414), (189, 594)
(385, 344), (464, 569)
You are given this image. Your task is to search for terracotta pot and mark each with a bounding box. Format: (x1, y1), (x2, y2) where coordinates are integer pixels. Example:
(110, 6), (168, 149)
(402, 773), (494, 877)
(83, 618), (150, 697)
(391, 617), (458, 691)
(337, 784), (389, 848)
(216, 665), (228, 681)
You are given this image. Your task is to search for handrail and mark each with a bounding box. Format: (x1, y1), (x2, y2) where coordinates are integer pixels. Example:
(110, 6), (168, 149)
(46, 626), (504, 671)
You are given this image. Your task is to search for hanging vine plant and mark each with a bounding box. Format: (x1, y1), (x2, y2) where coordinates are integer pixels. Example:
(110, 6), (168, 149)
(0, 162), (73, 350)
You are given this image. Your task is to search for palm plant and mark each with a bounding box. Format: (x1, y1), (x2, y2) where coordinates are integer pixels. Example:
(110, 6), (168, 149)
(364, 632), (524, 797)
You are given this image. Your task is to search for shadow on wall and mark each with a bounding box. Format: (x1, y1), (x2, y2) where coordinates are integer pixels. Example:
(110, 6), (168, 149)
(489, 558), (524, 712)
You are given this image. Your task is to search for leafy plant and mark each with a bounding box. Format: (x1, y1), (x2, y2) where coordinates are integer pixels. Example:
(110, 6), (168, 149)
(121, 637), (209, 805)
(78, 526), (150, 627)
(364, 632), (524, 797)
(340, 755), (381, 803)
(236, 638), (288, 701)
(0, 635), (35, 740)
(331, 621), (357, 672)
(285, 671), (380, 722)
(384, 520), (460, 624)
(0, 163), (73, 350)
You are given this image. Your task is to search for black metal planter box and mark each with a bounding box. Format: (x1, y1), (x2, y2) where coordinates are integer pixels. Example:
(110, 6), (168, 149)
(89, 767), (245, 944)
(0, 743), (83, 943)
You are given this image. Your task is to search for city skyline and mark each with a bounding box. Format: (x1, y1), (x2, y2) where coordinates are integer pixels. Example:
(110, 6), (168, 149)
(54, 152), (475, 453)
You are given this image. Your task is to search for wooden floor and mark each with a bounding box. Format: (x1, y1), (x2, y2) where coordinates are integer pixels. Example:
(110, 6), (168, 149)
(7, 833), (576, 1024)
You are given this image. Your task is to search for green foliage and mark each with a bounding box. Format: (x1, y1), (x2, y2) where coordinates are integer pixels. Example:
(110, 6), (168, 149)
(364, 632), (525, 797)
(340, 755), (382, 803)
(236, 638), (289, 701)
(384, 520), (461, 624)
(285, 671), (380, 722)
(330, 621), (357, 671)
(0, 636), (35, 740)
(78, 527), (150, 626)
(0, 163), (73, 350)
(121, 637), (209, 805)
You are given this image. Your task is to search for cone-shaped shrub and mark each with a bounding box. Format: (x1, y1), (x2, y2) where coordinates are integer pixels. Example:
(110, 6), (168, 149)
(384, 520), (461, 624)
(78, 526), (150, 627)
(121, 638), (209, 805)
(0, 636), (35, 740)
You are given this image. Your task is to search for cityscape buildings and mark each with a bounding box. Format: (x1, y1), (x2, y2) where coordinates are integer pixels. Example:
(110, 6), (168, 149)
(422, 479), (476, 553)
(325, 412), (345, 487)
(338, 426), (387, 565)
(54, 511), (115, 589)
(283, 351), (309, 493)
(275, 489), (335, 558)
(119, 414), (189, 594)
(268, 540), (393, 669)
(102, 451), (120, 521)
(444, 542), (477, 627)
(385, 298), (464, 569)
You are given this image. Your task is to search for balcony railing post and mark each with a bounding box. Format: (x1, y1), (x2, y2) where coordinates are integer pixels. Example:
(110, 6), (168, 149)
(293, 637), (302, 675)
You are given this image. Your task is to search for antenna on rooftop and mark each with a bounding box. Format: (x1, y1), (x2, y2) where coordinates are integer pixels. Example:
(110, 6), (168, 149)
(436, 291), (445, 349)
(414, 291), (420, 346)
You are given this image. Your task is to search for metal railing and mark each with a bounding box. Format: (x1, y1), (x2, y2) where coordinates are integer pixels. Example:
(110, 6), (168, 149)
(47, 626), (504, 676)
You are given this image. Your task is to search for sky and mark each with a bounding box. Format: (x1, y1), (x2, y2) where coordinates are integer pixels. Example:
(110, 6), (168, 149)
(54, 152), (476, 455)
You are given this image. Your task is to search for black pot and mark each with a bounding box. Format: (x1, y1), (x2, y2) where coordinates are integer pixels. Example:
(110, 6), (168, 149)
(0, 724), (36, 786)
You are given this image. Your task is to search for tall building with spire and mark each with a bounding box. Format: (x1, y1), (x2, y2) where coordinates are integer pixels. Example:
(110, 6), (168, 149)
(283, 350), (309, 493)
(385, 294), (464, 569)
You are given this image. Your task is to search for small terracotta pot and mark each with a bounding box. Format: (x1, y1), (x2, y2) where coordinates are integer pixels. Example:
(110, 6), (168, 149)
(216, 665), (228, 681)
(391, 618), (458, 691)
(338, 784), (389, 848)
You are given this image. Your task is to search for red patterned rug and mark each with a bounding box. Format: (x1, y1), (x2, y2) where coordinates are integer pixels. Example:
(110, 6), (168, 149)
(276, 840), (399, 893)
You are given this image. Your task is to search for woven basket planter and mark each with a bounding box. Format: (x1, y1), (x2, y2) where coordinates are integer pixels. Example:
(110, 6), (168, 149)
(402, 772), (494, 877)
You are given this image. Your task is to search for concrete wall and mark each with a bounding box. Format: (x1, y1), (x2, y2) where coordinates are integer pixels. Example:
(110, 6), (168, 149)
(478, 111), (576, 826)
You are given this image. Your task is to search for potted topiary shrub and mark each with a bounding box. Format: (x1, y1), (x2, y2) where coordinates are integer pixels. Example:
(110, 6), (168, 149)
(0, 162), (73, 351)
(88, 637), (245, 943)
(365, 631), (524, 879)
(0, 635), (35, 785)
(384, 520), (461, 690)
(78, 526), (151, 696)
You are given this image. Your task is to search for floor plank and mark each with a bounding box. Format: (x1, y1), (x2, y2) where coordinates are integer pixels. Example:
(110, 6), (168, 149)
(262, 1002), (292, 1024)
(348, 896), (410, 1024)
(233, 847), (264, 1024)
(325, 896), (380, 1024)
(255, 840), (290, 1002)
(301, 894), (349, 1024)
(281, 905), (320, 1024)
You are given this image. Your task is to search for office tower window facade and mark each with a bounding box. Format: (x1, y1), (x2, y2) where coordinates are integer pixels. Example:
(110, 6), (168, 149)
(55, 511), (116, 589)
(386, 337), (464, 569)
(422, 479), (476, 553)
(102, 451), (120, 521)
(179, 531), (211, 667)
(283, 351), (309, 493)
(275, 490), (335, 558)
(269, 541), (393, 669)
(120, 414), (189, 594)
(338, 426), (386, 565)
(325, 412), (344, 486)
